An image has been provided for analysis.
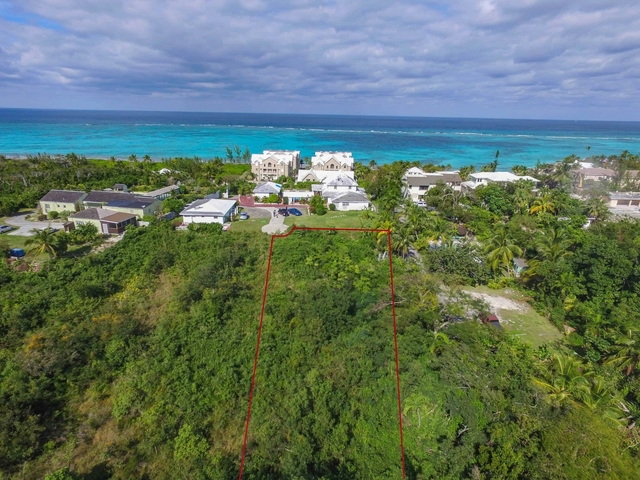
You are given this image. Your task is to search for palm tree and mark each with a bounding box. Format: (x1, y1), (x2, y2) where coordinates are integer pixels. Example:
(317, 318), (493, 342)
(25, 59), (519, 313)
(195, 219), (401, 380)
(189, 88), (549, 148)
(529, 193), (556, 215)
(533, 354), (592, 407)
(128, 154), (138, 163)
(25, 228), (59, 258)
(483, 228), (523, 274)
(143, 154), (152, 163)
(586, 198), (609, 222)
(605, 329), (640, 377)
(536, 228), (573, 262)
(392, 224), (416, 259)
(403, 394), (432, 429)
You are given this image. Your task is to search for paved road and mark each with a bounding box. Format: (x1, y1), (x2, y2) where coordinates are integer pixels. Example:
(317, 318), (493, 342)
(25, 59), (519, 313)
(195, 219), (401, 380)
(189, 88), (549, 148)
(242, 206), (271, 219)
(262, 209), (289, 235)
(4, 213), (63, 236)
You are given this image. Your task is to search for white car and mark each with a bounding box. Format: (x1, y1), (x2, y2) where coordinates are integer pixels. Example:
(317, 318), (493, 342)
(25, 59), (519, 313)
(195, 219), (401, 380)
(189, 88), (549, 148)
(416, 201), (427, 207)
(0, 225), (13, 234)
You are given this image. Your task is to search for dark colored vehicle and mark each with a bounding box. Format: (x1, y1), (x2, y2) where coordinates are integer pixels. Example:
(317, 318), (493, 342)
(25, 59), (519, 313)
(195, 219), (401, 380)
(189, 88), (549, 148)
(288, 208), (302, 216)
(278, 208), (290, 217)
(480, 313), (502, 329)
(9, 248), (25, 258)
(45, 227), (59, 233)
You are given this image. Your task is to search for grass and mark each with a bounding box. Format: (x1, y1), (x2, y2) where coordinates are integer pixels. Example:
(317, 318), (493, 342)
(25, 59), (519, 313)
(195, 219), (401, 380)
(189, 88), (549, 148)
(284, 210), (373, 229)
(228, 218), (270, 233)
(462, 285), (563, 349)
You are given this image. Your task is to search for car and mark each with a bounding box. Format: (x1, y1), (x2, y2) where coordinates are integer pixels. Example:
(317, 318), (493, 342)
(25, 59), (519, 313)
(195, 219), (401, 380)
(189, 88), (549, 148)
(416, 201), (427, 207)
(0, 225), (13, 234)
(288, 208), (302, 216)
(278, 208), (290, 217)
(45, 227), (59, 233)
(239, 212), (249, 220)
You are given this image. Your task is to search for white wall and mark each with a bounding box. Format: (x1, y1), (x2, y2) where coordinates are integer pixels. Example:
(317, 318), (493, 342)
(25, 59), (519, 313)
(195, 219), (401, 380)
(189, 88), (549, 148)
(332, 201), (369, 211)
(183, 214), (226, 224)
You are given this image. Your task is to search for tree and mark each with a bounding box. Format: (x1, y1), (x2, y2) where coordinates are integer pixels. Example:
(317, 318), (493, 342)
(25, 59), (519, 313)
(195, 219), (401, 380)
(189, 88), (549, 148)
(536, 228), (573, 263)
(309, 195), (327, 215)
(586, 198), (609, 222)
(26, 228), (65, 258)
(529, 192), (555, 215)
(605, 329), (640, 377)
(533, 354), (592, 407)
(483, 227), (522, 274)
(391, 224), (416, 258)
(128, 154), (138, 163)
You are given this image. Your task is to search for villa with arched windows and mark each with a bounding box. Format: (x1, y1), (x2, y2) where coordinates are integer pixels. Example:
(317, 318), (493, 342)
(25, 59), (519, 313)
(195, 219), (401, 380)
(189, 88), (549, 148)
(251, 150), (300, 181)
(311, 152), (354, 171)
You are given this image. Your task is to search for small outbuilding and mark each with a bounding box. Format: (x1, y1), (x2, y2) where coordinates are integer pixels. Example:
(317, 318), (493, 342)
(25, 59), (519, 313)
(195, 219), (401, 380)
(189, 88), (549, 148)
(180, 199), (238, 225)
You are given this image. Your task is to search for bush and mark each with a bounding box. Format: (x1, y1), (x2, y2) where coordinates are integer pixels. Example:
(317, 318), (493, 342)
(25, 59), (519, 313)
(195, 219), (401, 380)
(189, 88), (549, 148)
(59, 210), (71, 221)
(329, 203), (336, 211)
(37, 214), (48, 221)
(48, 211), (59, 220)
(309, 196), (327, 215)
(69, 223), (99, 245)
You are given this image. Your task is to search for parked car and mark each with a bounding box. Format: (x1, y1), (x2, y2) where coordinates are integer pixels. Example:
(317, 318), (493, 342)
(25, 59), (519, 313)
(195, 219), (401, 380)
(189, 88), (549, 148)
(416, 201), (427, 207)
(240, 212), (249, 220)
(45, 227), (59, 233)
(278, 208), (290, 217)
(288, 208), (302, 216)
(0, 225), (13, 234)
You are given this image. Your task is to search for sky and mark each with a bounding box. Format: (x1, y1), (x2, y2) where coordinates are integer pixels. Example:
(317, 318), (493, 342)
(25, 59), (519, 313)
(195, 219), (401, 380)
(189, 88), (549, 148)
(1, 0), (640, 120)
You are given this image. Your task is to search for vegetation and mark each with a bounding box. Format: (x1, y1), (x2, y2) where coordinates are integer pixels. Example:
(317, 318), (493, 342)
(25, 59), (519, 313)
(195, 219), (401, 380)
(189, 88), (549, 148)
(1, 151), (640, 478)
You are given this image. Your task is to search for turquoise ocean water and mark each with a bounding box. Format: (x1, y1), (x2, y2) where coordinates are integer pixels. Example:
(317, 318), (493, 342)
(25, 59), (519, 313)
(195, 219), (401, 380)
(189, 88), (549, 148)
(1, 109), (639, 169)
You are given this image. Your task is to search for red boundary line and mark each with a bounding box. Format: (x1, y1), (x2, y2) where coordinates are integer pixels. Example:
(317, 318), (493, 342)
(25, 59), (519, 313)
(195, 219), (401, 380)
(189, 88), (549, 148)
(238, 225), (406, 479)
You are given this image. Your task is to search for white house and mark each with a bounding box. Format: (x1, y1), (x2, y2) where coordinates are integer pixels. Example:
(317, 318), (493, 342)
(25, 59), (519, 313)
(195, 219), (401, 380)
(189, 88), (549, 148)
(321, 173), (361, 197)
(462, 172), (539, 190)
(180, 199), (238, 224)
(327, 191), (371, 211)
(297, 169), (355, 183)
(253, 182), (282, 197)
(311, 152), (354, 171)
(251, 150), (300, 181)
(283, 190), (315, 202)
(403, 171), (463, 202)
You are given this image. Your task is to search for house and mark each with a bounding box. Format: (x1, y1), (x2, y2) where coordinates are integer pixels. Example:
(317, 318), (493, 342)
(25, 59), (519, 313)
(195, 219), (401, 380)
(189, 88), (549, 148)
(69, 208), (137, 234)
(253, 182), (282, 197)
(113, 183), (128, 192)
(82, 191), (161, 218)
(180, 199), (238, 225)
(513, 258), (529, 275)
(608, 192), (640, 208)
(311, 152), (354, 171)
(251, 150), (300, 181)
(461, 172), (540, 190)
(327, 191), (371, 211)
(140, 185), (180, 200)
(577, 167), (615, 187)
(39, 190), (88, 214)
(403, 172), (463, 202)
(321, 173), (360, 197)
(297, 169), (355, 183)
(481, 314), (502, 329)
(282, 190), (315, 203)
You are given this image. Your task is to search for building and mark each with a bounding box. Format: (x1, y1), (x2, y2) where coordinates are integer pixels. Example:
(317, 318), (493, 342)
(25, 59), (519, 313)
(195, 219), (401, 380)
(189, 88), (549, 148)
(112, 183), (128, 192)
(608, 192), (640, 208)
(82, 191), (161, 218)
(311, 152), (354, 171)
(251, 150), (300, 181)
(577, 167), (615, 187)
(403, 172), (463, 202)
(297, 169), (355, 183)
(282, 190), (315, 203)
(180, 199), (238, 225)
(139, 185), (180, 200)
(462, 172), (539, 190)
(327, 191), (370, 211)
(39, 190), (88, 214)
(253, 182), (282, 197)
(69, 208), (137, 234)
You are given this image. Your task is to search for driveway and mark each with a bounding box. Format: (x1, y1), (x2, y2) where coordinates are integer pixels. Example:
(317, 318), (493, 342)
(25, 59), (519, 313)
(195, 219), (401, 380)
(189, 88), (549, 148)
(262, 209), (289, 235)
(241, 206), (272, 219)
(4, 213), (63, 236)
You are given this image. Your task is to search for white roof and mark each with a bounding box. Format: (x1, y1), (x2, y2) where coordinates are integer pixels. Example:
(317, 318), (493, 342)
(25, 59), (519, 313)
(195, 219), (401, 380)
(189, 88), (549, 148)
(180, 199), (237, 216)
(311, 151), (354, 168)
(326, 173), (358, 187)
(469, 172), (539, 183)
(297, 169), (355, 183)
(263, 150), (300, 157)
(404, 167), (428, 177)
(253, 182), (282, 194)
(251, 152), (297, 166)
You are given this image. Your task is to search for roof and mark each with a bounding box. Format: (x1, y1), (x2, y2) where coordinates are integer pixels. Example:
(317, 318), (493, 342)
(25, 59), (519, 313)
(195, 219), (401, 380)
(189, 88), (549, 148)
(625, 170), (640, 178)
(251, 151), (297, 166)
(102, 212), (137, 223)
(469, 172), (540, 183)
(331, 191), (370, 203)
(113, 183), (127, 189)
(609, 191), (640, 200)
(297, 169), (355, 184)
(180, 199), (237, 217)
(440, 172), (463, 183)
(83, 191), (157, 208)
(253, 182), (282, 195)
(70, 208), (119, 220)
(580, 167), (615, 176)
(406, 176), (442, 187)
(513, 258), (529, 269)
(404, 167), (427, 176)
(40, 189), (86, 203)
(141, 185), (180, 197)
(311, 151), (354, 167)
(326, 174), (358, 187)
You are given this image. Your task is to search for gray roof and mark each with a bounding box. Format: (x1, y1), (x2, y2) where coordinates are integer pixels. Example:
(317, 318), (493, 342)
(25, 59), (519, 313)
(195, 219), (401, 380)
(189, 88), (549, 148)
(253, 182), (281, 195)
(326, 174), (358, 187)
(40, 189), (86, 203)
(141, 185), (180, 197)
(332, 191), (370, 203)
(440, 172), (463, 183)
(70, 208), (117, 220)
(406, 176), (441, 186)
(580, 168), (615, 176)
(513, 258), (529, 269)
(609, 192), (640, 200)
(84, 191), (157, 209)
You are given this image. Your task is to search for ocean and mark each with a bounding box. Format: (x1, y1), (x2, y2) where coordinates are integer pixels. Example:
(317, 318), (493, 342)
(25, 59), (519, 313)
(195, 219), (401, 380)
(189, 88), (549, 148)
(1, 109), (639, 169)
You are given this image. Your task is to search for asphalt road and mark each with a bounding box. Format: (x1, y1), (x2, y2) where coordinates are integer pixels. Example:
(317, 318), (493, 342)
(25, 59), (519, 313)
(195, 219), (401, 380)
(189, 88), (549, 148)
(4, 213), (63, 236)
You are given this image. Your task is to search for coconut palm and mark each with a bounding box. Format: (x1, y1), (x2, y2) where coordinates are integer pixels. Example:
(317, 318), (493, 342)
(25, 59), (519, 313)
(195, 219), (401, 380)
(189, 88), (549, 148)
(604, 329), (640, 377)
(25, 228), (60, 258)
(586, 198), (610, 222)
(483, 228), (523, 274)
(403, 393), (432, 428)
(536, 228), (573, 262)
(529, 193), (556, 215)
(533, 354), (592, 407)
(392, 224), (416, 259)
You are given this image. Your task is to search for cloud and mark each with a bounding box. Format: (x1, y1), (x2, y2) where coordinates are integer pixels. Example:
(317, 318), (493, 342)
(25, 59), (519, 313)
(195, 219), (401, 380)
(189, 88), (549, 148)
(0, 0), (639, 119)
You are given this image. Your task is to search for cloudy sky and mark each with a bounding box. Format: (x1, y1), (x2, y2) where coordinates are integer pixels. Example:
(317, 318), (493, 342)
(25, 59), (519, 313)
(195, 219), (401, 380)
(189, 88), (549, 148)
(1, 0), (640, 120)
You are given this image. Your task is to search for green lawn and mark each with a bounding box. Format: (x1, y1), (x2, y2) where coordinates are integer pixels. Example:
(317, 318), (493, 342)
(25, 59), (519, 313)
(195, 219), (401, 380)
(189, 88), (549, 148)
(228, 218), (270, 233)
(463, 286), (563, 348)
(284, 210), (373, 229)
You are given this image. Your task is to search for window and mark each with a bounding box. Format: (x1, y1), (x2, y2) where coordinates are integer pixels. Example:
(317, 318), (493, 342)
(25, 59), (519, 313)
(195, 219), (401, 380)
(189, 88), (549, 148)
(342, 203), (349, 207)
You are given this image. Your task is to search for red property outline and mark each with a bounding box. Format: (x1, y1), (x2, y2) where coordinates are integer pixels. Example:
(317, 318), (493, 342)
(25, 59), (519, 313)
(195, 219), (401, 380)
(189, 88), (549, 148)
(238, 226), (406, 479)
